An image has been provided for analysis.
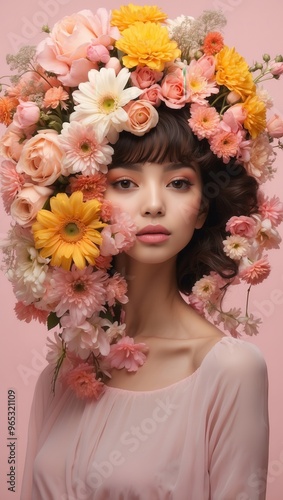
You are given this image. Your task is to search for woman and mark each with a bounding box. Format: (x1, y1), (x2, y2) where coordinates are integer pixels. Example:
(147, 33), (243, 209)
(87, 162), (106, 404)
(1, 4), (281, 499)
(19, 106), (269, 499)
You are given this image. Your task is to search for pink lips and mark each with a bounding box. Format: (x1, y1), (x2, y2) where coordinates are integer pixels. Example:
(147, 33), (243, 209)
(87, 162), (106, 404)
(136, 225), (170, 244)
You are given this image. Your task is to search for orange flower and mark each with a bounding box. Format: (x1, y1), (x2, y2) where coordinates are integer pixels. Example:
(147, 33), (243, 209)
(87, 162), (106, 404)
(202, 32), (224, 56)
(0, 96), (18, 125)
(43, 86), (69, 110)
(69, 173), (107, 202)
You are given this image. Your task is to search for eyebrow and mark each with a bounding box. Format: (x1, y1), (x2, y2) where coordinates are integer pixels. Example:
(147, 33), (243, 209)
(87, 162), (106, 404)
(109, 162), (197, 172)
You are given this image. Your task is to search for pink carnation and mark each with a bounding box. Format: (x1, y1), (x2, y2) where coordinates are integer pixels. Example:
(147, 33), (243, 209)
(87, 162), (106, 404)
(105, 336), (149, 372)
(14, 301), (48, 324)
(257, 192), (283, 227)
(106, 273), (128, 307)
(225, 215), (257, 238)
(100, 207), (137, 256)
(63, 363), (105, 400)
(240, 257), (271, 285)
(0, 160), (26, 213)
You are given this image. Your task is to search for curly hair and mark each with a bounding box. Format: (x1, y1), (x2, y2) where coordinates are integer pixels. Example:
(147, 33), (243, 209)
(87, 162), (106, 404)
(111, 105), (259, 294)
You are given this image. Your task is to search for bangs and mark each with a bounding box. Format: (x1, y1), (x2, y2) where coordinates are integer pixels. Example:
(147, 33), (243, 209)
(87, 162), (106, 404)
(111, 105), (200, 166)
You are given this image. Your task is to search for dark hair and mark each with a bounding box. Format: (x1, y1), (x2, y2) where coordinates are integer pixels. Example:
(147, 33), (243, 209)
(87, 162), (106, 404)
(112, 105), (259, 294)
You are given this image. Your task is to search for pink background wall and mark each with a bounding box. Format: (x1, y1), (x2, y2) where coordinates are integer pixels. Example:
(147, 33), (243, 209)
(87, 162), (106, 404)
(0, 1), (282, 498)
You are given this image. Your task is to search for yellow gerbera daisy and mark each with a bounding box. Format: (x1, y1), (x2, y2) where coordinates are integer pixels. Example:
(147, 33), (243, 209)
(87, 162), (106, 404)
(243, 95), (267, 139)
(215, 46), (256, 100)
(115, 22), (181, 72)
(32, 191), (105, 271)
(111, 4), (167, 32)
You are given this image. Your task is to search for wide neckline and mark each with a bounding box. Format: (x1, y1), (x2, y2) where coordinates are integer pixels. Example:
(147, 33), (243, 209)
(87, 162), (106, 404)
(105, 335), (230, 395)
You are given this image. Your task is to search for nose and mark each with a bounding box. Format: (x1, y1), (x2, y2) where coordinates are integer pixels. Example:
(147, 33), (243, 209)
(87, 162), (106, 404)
(142, 182), (165, 217)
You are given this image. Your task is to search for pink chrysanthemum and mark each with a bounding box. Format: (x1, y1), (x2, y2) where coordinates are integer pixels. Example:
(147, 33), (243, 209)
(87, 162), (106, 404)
(43, 86), (69, 110)
(188, 103), (220, 139)
(68, 173), (107, 202)
(105, 336), (149, 372)
(185, 67), (219, 105)
(223, 235), (250, 260)
(106, 273), (128, 307)
(48, 265), (108, 324)
(209, 129), (242, 163)
(63, 363), (105, 400)
(240, 257), (271, 285)
(257, 192), (283, 227)
(243, 134), (275, 183)
(14, 301), (48, 324)
(0, 160), (25, 212)
(59, 121), (114, 176)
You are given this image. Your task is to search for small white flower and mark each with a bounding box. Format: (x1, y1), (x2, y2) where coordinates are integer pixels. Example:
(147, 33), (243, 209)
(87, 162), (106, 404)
(223, 235), (250, 260)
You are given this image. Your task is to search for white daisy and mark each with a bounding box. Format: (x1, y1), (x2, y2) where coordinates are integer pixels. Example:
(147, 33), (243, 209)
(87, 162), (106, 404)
(71, 67), (143, 143)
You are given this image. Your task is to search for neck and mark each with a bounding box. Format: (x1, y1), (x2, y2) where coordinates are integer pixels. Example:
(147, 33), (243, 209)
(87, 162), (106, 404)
(114, 254), (186, 338)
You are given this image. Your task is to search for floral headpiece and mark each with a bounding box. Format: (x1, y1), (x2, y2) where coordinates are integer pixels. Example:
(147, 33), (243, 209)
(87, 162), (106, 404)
(1, 4), (283, 400)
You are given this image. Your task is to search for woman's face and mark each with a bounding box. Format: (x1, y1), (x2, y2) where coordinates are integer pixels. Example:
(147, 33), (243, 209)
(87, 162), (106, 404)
(105, 161), (206, 265)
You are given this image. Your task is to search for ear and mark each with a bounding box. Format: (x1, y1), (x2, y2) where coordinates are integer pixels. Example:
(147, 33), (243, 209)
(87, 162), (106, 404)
(195, 199), (208, 229)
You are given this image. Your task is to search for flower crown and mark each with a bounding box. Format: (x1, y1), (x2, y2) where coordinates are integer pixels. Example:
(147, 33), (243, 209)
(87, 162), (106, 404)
(1, 4), (283, 400)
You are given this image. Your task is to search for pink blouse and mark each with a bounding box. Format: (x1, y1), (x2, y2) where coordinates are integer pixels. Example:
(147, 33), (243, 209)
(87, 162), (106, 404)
(21, 336), (269, 500)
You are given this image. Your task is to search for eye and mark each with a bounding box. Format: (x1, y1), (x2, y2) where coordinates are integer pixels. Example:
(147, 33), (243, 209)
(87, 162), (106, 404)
(167, 179), (192, 190)
(113, 178), (137, 189)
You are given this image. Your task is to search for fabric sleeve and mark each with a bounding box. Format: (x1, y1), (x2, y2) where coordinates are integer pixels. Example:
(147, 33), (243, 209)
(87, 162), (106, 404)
(207, 339), (269, 500)
(20, 364), (54, 500)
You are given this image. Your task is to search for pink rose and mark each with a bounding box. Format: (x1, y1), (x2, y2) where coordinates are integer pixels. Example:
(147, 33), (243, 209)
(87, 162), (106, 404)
(226, 91), (242, 104)
(36, 9), (120, 87)
(10, 184), (53, 227)
(140, 84), (162, 106)
(160, 70), (187, 109)
(194, 55), (216, 79)
(130, 66), (163, 89)
(124, 100), (159, 136)
(269, 61), (283, 76)
(266, 114), (283, 138)
(105, 57), (122, 74)
(226, 215), (257, 238)
(13, 100), (40, 129)
(17, 130), (64, 186)
(87, 43), (110, 64)
(0, 123), (27, 161)
(226, 104), (248, 124)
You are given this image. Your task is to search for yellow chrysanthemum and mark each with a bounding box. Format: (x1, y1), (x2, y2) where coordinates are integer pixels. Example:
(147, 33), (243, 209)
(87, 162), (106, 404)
(111, 4), (167, 32)
(216, 46), (256, 100)
(32, 191), (105, 271)
(243, 95), (267, 139)
(115, 22), (181, 72)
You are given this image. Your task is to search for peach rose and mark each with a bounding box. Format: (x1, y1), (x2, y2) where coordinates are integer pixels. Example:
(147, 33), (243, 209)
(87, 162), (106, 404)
(17, 130), (64, 186)
(124, 100), (159, 136)
(130, 67), (163, 89)
(160, 70), (187, 109)
(36, 9), (120, 87)
(266, 114), (283, 138)
(0, 123), (27, 161)
(10, 184), (53, 227)
(226, 215), (257, 238)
